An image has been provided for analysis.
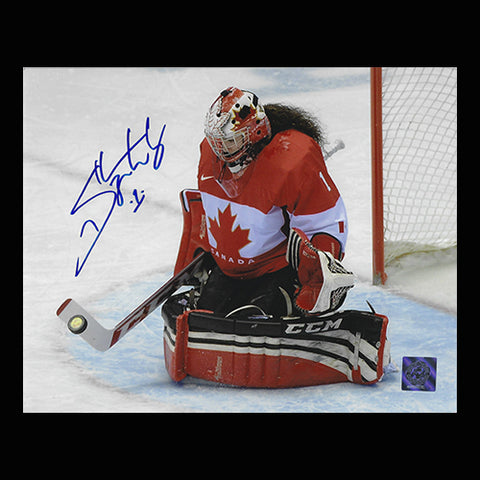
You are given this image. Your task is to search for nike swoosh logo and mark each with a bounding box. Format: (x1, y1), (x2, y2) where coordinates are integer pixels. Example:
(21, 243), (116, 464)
(200, 174), (215, 181)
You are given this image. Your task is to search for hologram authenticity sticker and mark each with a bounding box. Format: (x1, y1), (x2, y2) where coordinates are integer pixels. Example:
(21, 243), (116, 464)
(401, 357), (437, 392)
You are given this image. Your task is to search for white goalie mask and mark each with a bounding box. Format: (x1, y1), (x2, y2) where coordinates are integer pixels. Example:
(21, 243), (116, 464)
(204, 87), (271, 197)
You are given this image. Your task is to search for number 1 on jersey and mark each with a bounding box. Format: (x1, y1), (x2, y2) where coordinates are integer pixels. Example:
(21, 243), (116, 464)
(319, 171), (332, 192)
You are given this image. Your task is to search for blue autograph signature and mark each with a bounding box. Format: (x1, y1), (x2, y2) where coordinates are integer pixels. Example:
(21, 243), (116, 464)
(71, 117), (166, 277)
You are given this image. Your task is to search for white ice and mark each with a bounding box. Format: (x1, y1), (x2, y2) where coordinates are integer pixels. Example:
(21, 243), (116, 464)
(23, 67), (456, 412)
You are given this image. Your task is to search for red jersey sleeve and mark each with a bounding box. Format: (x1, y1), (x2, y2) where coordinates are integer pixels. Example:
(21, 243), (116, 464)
(270, 131), (348, 258)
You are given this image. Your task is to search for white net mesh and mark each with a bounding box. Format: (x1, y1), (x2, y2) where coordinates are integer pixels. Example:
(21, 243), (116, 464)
(381, 67), (457, 264)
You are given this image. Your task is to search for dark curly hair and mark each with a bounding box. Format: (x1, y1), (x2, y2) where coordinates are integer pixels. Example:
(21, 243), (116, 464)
(243, 103), (326, 162)
(264, 103), (325, 146)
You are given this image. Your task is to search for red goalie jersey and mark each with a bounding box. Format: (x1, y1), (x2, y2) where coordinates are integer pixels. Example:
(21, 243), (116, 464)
(197, 128), (348, 279)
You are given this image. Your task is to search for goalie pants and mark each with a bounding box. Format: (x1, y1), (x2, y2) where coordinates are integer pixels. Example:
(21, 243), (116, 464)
(197, 264), (297, 317)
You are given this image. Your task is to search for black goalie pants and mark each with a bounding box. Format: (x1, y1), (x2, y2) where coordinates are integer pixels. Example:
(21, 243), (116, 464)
(196, 263), (298, 318)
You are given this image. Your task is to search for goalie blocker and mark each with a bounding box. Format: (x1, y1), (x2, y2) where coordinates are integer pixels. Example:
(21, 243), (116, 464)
(162, 189), (391, 388)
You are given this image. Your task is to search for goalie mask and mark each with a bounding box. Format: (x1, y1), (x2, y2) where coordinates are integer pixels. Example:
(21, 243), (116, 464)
(204, 87), (271, 198)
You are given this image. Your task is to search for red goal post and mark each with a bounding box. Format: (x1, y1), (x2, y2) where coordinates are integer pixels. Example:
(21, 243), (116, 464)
(370, 67), (457, 285)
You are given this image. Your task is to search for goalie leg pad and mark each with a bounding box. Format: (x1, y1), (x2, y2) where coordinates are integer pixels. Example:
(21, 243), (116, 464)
(163, 310), (189, 382)
(162, 303), (390, 388)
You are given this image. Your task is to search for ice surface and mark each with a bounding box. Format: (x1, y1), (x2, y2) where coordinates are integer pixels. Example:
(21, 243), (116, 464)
(65, 278), (456, 413)
(23, 67), (456, 412)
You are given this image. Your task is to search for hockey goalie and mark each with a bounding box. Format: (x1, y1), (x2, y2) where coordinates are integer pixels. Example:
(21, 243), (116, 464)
(162, 87), (392, 388)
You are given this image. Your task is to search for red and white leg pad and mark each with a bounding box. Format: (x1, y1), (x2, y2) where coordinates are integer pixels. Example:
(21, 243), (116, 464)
(163, 308), (390, 388)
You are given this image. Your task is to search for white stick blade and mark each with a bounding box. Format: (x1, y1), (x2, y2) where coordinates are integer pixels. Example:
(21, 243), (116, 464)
(57, 299), (112, 352)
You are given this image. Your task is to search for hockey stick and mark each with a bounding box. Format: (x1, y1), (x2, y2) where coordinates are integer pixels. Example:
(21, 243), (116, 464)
(323, 139), (345, 160)
(56, 251), (214, 352)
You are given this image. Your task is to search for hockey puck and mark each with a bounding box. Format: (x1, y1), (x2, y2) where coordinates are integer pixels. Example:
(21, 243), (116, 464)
(67, 315), (87, 334)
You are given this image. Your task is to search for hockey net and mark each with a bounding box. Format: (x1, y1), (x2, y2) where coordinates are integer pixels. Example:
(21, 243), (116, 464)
(371, 67), (457, 284)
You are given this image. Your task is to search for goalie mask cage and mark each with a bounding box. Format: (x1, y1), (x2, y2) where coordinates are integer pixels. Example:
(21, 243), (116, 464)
(370, 67), (457, 285)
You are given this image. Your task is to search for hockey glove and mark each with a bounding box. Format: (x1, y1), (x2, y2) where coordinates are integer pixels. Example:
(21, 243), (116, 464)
(286, 228), (354, 314)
